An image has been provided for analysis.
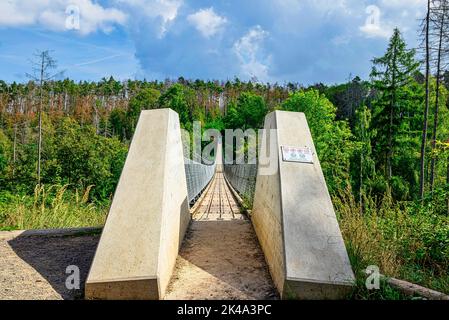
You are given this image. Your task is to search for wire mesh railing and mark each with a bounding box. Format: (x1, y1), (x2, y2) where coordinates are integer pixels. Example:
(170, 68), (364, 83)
(223, 164), (257, 206)
(184, 158), (216, 204)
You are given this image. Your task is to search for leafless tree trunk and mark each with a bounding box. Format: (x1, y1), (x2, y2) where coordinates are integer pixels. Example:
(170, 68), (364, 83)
(26, 50), (62, 186)
(420, 0), (432, 199)
(37, 54), (44, 186)
(430, 0), (448, 191)
(12, 122), (17, 178)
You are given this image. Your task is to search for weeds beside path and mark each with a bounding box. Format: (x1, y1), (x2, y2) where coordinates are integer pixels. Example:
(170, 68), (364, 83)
(0, 185), (108, 231)
(334, 188), (449, 299)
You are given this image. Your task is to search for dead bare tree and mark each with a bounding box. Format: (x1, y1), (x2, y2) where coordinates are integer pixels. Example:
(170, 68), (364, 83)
(26, 50), (63, 186)
(430, 0), (449, 191)
(419, 0), (432, 199)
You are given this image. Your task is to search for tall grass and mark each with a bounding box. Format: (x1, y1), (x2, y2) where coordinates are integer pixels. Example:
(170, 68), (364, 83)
(0, 184), (108, 230)
(334, 187), (449, 298)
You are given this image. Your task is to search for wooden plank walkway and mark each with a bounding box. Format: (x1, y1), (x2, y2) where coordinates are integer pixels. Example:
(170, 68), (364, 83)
(193, 171), (244, 221)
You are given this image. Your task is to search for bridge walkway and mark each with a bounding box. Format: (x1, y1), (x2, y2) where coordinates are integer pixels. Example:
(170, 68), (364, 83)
(193, 171), (243, 221)
(164, 169), (278, 300)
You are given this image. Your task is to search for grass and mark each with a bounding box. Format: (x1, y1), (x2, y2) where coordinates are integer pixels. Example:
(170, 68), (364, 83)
(334, 187), (449, 299)
(0, 184), (108, 231)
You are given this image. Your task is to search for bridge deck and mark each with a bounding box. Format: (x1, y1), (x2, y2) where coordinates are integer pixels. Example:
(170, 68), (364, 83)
(164, 171), (278, 300)
(193, 171), (244, 221)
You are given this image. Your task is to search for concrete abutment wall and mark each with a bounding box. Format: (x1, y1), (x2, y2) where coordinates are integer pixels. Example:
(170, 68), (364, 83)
(251, 111), (355, 299)
(85, 109), (189, 300)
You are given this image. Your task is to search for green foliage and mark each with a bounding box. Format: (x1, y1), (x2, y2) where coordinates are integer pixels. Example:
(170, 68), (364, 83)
(127, 88), (161, 135)
(159, 83), (194, 129)
(109, 107), (128, 140)
(281, 89), (355, 193)
(352, 106), (376, 198)
(370, 28), (421, 192)
(47, 118), (127, 199)
(108, 88), (161, 141)
(324, 76), (371, 126)
(0, 129), (11, 181)
(4, 116), (127, 200)
(334, 187), (449, 296)
(0, 185), (107, 230)
(204, 110), (225, 132)
(224, 92), (267, 129)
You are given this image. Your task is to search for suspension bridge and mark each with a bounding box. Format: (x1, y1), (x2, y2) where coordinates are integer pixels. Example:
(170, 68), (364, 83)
(81, 108), (355, 300)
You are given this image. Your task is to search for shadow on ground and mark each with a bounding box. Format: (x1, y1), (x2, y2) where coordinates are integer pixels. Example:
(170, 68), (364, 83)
(6, 232), (100, 300)
(165, 220), (279, 300)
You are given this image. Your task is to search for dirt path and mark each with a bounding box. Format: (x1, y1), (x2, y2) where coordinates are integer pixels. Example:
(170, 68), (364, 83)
(0, 231), (99, 300)
(165, 172), (278, 300)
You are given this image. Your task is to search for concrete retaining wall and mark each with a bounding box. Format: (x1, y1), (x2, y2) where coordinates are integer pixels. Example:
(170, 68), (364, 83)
(85, 109), (190, 300)
(252, 111), (355, 299)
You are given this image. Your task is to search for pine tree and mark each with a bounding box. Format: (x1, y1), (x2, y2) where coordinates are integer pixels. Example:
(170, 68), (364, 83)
(371, 28), (420, 181)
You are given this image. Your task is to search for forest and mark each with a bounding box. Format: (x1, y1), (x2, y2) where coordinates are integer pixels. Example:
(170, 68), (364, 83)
(1, 4), (449, 299)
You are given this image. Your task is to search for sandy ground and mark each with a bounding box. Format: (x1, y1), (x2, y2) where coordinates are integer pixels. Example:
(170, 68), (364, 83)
(165, 220), (278, 300)
(0, 232), (99, 300)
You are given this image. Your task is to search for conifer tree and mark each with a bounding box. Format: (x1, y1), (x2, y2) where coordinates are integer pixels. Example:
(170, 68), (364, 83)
(371, 28), (420, 181)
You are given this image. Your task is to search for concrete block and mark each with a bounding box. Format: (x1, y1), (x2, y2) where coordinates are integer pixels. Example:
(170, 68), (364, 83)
(85, 109), (190, 300)
(252, 110), (355, 299)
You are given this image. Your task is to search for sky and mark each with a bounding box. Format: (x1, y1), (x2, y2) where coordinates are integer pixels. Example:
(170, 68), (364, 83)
(0, 0), (426, 85)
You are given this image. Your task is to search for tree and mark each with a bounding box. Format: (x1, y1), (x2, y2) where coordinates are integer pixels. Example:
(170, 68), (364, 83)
(0, 129), (11, 185)
(371, 28), (420, 181)
(445, 70), (449, 181)
(127, 88), (160, 136)
(353, 105), (375, 209)
(223, 92), (267, 130)
(429, 0), (449, 190)
(281, 90), (355, 193)
(419, 0), (432, 198)
(158, 84), (194, 129)
(26, 50), (62, 186)
(324, 76), (371, 127)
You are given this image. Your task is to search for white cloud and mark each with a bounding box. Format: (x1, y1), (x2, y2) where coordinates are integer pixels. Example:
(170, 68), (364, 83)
(187, 8), (227, 38)
(233, 26), (271, 82)
(115, 0), (182, 38)
(360, 23), (393, 39)
(0, 0), (127, 35)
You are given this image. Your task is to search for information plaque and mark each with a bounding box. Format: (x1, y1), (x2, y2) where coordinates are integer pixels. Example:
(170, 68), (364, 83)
(281, 146), (314, 164)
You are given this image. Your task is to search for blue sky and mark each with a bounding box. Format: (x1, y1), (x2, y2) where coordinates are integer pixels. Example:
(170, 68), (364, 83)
(0, 0), (426, 84)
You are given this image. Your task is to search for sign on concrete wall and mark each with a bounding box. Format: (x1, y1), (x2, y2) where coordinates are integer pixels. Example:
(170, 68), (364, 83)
(281, 146), (313, 164)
